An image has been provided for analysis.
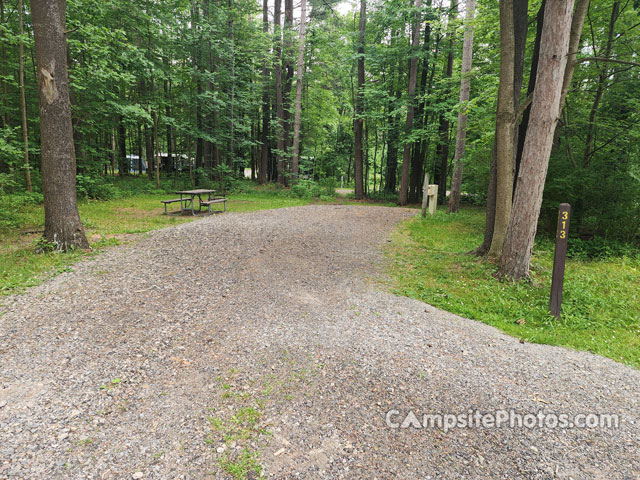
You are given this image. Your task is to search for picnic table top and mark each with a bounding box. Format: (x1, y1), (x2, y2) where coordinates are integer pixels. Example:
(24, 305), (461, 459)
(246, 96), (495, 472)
(175, 189), (216, 195)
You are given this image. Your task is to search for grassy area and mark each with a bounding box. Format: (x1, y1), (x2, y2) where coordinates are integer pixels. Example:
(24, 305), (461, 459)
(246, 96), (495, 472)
(387, 207), (640, 368)
(0, 185), (397, 296)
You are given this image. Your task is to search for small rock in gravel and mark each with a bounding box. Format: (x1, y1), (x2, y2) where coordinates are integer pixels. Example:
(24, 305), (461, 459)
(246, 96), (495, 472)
(132, 472), (144, 479)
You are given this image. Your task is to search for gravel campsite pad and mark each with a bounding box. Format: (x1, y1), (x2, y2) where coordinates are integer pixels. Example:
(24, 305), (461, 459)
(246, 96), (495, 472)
(1, 205), (638, 479)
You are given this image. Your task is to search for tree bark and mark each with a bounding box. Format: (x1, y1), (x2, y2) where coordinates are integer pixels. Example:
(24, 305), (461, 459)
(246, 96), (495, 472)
(227, 0), (235, 171)
(488, 0), (517, 259)
(397, 0), (422, 206)
(499, 0), (576, 280)
(31, 0), (89, 251)
(274, 0), (286, 185)
(448, 0), (476, 213)
(0, 0), (7, 129)
(434, 2), (456, 204)
(164, 77), (173, 172)
(282, 0), (294, 172)
(385, 120), (398, 193)
(408, 19), (431, 203)
(559, 0), (590, 112)
(514, 0), (542, 195)
(153, 112), (160, 189)
(353, 0), (366, 199)
(473, 0), (529, 256)
(259, 0), (270, 184)
(290, 0), (307, 184)
(110, 130), (117, 176)
(18, 0), (32, 191)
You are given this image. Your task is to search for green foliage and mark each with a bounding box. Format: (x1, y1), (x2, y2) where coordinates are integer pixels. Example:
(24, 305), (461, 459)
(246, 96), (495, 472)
(290, 178), (336, 198)
(566, 237), (639, 261)
(388, 208), (640, 368)
(218, 449), (262, 480)
(0, 191), (43, 229)
(76, 175), (119, 200)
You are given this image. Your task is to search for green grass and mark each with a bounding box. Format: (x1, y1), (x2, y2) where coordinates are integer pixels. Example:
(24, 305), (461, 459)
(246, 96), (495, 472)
(387, 207), (640, 368)
(0, 185), (397, 297)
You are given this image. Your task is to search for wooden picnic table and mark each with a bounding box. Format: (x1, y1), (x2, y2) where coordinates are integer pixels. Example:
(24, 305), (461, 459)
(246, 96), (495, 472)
(175, 189), (216, 215)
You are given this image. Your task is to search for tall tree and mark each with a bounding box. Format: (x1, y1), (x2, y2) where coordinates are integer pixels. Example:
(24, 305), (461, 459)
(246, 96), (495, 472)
(499, 0), (576, 280)
(282, 0), (294, 166)
(447, 0), (476, 213)
(18, 0), (32, 191)
(398, 0), (423, 206)
(474, 0), (530, 256)
(488, 0), (517, 259)
(31, 0), (89, 251)
(434, 1), (456, 203)
(408, 0), (434, 203)
(0, 0), (7, 128)
(259, 0), (270, 184)
(353, 0), (366, 199)
(274, 0), (286, 185)
(558, 0), (590, 112)
(582, 0), (619, 167)
(291, 0), (308, 183)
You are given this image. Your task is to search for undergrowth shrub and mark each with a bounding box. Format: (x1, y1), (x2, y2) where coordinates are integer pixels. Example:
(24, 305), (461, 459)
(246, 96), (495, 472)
(76, 175), (118, 200)
(0, 192), (43, 229)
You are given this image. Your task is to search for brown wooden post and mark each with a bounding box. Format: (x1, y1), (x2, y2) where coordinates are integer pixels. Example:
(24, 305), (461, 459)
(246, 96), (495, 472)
(550, 203), (571, 318)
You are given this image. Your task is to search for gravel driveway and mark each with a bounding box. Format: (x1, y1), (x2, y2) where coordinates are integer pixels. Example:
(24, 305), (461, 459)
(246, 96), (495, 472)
(1, 205), (638, 479)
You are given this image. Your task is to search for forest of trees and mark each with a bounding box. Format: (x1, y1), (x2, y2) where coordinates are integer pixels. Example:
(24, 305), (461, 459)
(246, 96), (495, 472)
(1, 0), (639, 276)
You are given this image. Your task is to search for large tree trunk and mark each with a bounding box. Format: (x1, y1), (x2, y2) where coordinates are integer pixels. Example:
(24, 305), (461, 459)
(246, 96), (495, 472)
(499, 0), (576, 280)
(259, 0), (270, 184)
(18, 0), (32, 191)
(353, 0), (366, 199)
(397, 0), (422, 206)
(32, 0), (89, 251)
(290, 0), (308, 184)
(487, 0), (517, 259)
(448, 0), (476, 213)
(475, 0), (529, 256)
(514, 0), (543, 195)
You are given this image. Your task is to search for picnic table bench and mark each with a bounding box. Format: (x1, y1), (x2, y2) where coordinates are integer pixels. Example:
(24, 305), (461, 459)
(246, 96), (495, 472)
(161, 189), (227, 215)
(161, 198), (191, 215)
(200, 197), (227, 213)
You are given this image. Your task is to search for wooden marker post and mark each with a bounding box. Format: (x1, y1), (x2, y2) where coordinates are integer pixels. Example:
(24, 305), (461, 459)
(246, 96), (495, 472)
(550, 203), (571, 318)
(421, 173), (430, 217)
(428, 185), (438, 215)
